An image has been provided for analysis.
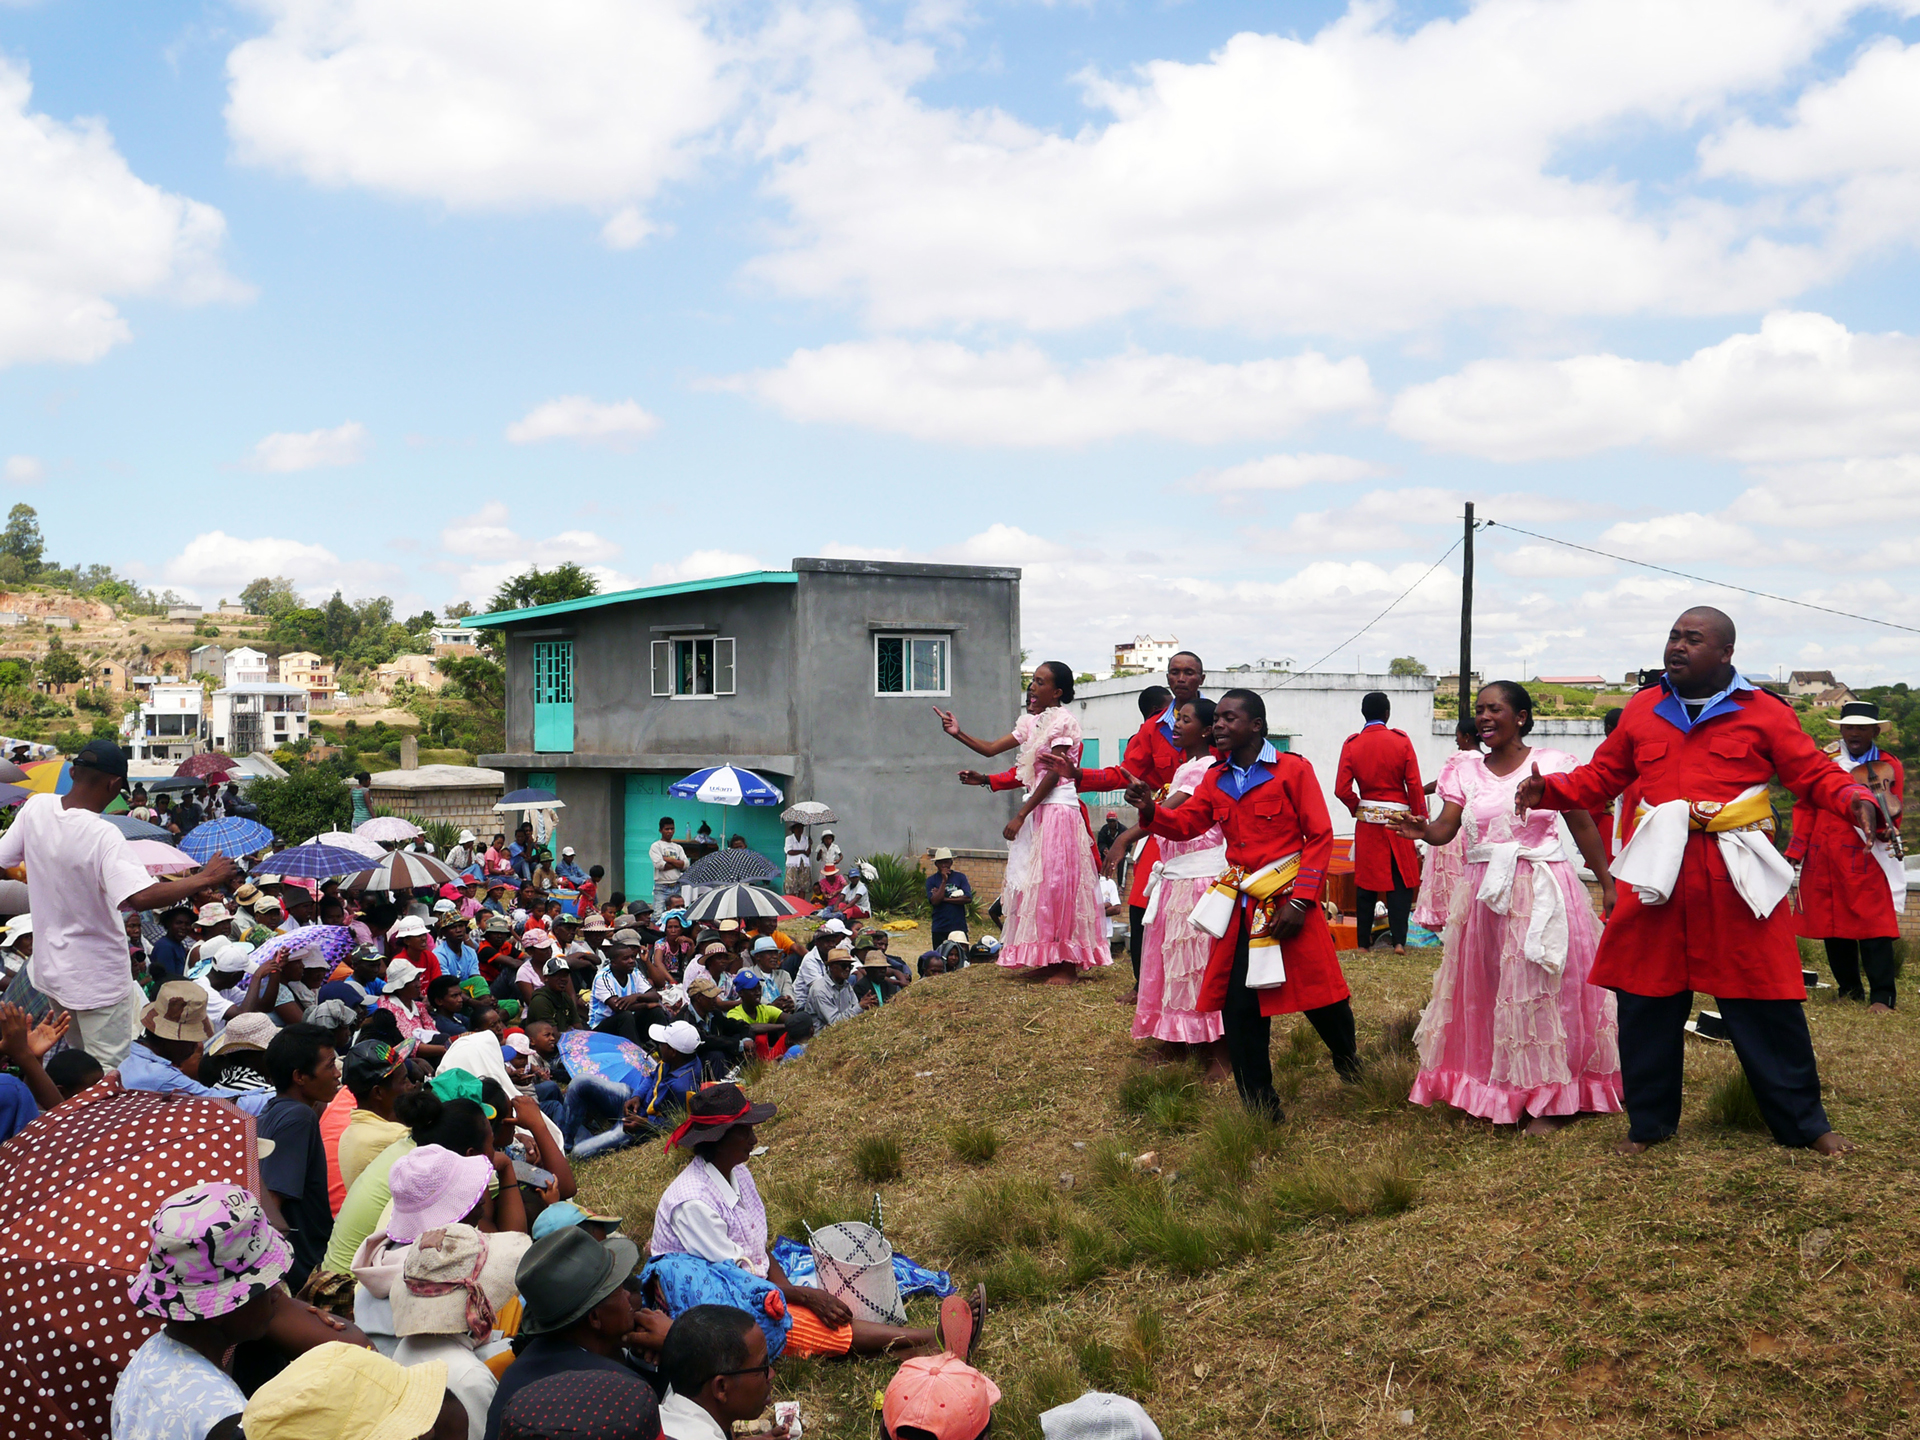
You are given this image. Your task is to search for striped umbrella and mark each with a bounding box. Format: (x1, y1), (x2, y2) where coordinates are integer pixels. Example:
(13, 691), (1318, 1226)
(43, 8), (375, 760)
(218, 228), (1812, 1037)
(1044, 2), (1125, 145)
(103, 814), (172, 841)
(355, 815), (422, 841)
(344, 850), (463, 892)
(268, 842), (386, 881)
(680, 848), (781, 888)
(126, 840), (198, 875)
(180, 816), (273, 862)
(669, 765), (784, 807)
(683, 883), (804, 923)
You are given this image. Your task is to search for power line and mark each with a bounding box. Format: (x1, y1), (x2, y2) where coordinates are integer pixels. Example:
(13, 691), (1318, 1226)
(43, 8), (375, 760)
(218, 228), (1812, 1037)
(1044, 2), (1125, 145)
(1484, 520), (1920, 637)
(1278, 534), (1466, 686)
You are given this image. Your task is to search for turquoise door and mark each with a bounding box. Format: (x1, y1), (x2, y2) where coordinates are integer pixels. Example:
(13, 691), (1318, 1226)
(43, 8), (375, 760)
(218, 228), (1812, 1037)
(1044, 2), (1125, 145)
(527, 769), (558, 854)
(623, 771), (789, 885)
(532, 642), (574, 753)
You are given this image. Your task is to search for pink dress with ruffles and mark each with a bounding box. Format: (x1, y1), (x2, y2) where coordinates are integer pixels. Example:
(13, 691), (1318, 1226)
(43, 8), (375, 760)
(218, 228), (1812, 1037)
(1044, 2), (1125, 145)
(1133, 757), (1226, 1042)
(997, 707), (1111, 972)
(1411, 751), (1472, 931)
(1408, 749), (1622, 1123)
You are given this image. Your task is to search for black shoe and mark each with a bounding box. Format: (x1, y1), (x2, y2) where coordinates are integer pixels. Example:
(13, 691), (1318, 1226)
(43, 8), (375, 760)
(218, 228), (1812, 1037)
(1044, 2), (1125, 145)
(1334, 1054), (1363, 1085)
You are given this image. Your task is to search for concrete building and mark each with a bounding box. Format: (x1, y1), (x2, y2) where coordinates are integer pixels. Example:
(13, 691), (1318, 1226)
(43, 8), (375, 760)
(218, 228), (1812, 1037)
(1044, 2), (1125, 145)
(468, 557), (1021, 895)
(166, 605), (202, 622)
(210, 683), (308, 754)
(1811, 684), (1858, 710)
(224, 647), (272, 688)
(373, 652), (444, 694)
(368, 764), (505, 838)
(429, 622), (480, 659)
(130, 680), (205, 764)
(1112, 635), (1179, 675)
(94, 661), (129, 694)
(278, 651), (338, 705)
(189, 644), (227, 680)
(1788, 670), (1838, 697)
(1065, 668), (1607, 840)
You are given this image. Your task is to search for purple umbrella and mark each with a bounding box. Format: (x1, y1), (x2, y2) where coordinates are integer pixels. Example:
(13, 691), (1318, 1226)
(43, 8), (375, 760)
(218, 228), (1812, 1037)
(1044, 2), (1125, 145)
(251, 924), (356, 972)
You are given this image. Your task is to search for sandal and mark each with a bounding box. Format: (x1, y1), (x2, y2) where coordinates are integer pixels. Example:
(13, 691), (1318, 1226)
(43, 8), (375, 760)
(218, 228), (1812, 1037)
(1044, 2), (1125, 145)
(939, 1284), (987, 1360)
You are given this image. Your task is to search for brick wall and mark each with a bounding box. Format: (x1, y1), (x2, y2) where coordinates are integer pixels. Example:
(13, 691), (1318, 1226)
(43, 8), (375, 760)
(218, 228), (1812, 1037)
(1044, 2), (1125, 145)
(368, 784), (501, 839)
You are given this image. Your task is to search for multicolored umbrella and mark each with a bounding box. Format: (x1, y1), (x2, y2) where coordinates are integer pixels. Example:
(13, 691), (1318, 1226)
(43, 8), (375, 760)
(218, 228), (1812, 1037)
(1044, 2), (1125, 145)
(0, 1078), (263, 1439)
(174, 752), (239, 779)
(251, 923), (356, 971)
(314, 829), (386, 859)
(16, 758), (69, 796)
(669, 764), (784, 806)
(126, 840), (197, 875)
(344, 850), (462, 892)
(269, 841), (386, 881)
(102, 814), (172, 841)
(355, 815), (421, 842)
(681, 849), (781, 889)
(683, 882), (804, 923)
(179, 816), (273, 862)
(557, 1029), (658, 1093)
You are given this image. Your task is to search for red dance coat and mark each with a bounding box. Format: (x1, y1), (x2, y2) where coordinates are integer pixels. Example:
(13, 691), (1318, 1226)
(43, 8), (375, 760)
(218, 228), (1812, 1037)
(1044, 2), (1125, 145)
(1333, 726), (1425, 891)
(1537, 684), (1873, 1000)
(1146, 754), (1350, 1017)
(1075, 714), (1192, 795)
(1788, 752), (1903, 941)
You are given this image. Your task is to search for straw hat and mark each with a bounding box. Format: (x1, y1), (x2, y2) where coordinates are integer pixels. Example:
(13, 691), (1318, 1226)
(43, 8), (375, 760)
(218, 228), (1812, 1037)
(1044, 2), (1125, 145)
(391, 1224), (530, 1341)
(140, 982), (213, 1043)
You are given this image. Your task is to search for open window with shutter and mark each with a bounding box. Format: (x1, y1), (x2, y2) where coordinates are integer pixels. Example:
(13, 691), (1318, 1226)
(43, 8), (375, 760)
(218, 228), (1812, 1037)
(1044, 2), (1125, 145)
(656, 635), (737, 698)
(714, 637), (735, 696)
(651, 641), (671, 697)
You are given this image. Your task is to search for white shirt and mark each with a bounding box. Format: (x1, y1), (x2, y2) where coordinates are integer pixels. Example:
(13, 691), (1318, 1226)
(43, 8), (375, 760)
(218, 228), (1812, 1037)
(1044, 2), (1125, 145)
(816, 841), (842, 869)
(393, 1335), (496, 1440)
(784, 835), (809, 868)
(0, 794), (152, 1010)
(445, 844), (472, 871)
(1099, 876), (1124, 938)
(650, 839), (689, 883)
(669, 1157), (765, 1275)
(659, 1391), (729, 1440)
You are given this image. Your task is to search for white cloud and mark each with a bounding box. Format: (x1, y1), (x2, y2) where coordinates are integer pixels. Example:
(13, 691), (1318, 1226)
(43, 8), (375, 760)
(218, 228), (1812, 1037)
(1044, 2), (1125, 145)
(1492, 543), (1614, 579)
(158, 531), (400, 601)
(3, 456), (43, 484)
(1389, 311), (1920, 463)
(505, 395), (661, 448)
(439, 500), (632, 601)
(648, 550), (765, 584)
(723, 340), (1375, 445)
(1186, 453), (1385, 494)
(0, 57), (244, 367)
(750, 0), (1859, 336)
(1734, 454), (1920, 528)
(242, 420), (368, 472)
(225, 0), (733, 239)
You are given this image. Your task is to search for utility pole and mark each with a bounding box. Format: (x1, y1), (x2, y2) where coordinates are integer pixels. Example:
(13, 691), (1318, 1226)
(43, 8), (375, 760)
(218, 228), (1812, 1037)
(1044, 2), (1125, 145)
(1459, 503), (1474, 718)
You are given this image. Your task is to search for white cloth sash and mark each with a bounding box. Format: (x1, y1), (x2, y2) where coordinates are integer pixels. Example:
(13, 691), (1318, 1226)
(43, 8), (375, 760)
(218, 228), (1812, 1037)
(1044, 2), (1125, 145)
(1189, 853), (1299, 941)
(1358, 800), (1412, 824)
(1611, 786), (1795, 920)
(1141, 845), (1229, 924)
(1027, 781), (1081, 808)
(1832, 751), (1908, 914)
(1466, 840), (1568, 976)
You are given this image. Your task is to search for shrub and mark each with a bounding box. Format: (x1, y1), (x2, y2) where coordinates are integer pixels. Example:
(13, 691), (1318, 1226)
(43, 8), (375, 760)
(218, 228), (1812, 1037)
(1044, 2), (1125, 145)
(415, 817), (462, 855)
(931, 1179), (1062, 1260)
(852, 1134), (905, 1184)
(947, 1121), (1000, 1165)
(862, 853), (925, 915)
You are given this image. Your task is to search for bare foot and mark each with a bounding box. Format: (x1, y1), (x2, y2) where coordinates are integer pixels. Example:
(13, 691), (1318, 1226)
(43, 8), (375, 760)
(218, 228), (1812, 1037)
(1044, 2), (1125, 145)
(1393, 944), (1406, 956)
(1117, 987), (1138, 1006)
(1044, 973), (1077, 986)
(1523, 1114), (1572, 1137)
(1811, 1131), (1856, 1157)
(1203, 1060), (1233, 1084)
(1614, 1135), (1670, 1156)
(1868, 1002), (1894, 1015)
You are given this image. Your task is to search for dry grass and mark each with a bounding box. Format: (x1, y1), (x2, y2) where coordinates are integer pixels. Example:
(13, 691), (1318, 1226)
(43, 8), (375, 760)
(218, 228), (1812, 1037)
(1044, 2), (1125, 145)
(576, 954), (1920, 1438)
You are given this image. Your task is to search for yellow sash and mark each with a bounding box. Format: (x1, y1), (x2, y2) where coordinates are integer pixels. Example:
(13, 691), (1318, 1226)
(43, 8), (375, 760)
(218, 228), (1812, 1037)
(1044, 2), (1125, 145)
(1635, 788), (1774, 835)
(1205, 855), (1302, 954)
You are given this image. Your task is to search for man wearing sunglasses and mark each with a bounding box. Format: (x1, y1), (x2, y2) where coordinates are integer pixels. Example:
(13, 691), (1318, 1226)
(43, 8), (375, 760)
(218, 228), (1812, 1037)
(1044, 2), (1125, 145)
(658, 1305), (776, 1440)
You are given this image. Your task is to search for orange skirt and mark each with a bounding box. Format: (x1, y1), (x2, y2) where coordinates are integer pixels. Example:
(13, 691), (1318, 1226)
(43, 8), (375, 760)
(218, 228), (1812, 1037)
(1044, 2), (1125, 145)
(783, 1304), (854, 1358)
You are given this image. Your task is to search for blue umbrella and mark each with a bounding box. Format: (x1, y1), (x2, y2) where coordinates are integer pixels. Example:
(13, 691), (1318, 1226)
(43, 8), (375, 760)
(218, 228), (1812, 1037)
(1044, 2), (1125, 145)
(556, 1030), (658, 1093)
(103, 814), (172, 841)
(499, 787), (559, 806)
(668, 765), (784, 806)
(267, 842), (386, 881)
(180, 817), (273, 863)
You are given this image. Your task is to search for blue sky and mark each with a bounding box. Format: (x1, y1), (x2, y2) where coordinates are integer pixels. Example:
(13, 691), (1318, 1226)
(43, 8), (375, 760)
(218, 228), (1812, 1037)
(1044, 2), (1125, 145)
(4, 0), (1920, 685)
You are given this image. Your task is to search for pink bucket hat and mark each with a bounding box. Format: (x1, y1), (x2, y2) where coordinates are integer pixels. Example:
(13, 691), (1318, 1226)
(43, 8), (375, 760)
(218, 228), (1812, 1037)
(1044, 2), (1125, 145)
(128, 1183), (292, 1322)
(385, 1145), (494, 1245)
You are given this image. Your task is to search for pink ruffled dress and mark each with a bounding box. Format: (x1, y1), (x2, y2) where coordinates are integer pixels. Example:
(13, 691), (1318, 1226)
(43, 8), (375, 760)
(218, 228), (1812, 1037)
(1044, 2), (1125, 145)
(1133, 757), (1226, 1042)
(1409, 749), (1622, 1123)
(997, 707), (1111, 972)
(1411, 751), (1471, 931)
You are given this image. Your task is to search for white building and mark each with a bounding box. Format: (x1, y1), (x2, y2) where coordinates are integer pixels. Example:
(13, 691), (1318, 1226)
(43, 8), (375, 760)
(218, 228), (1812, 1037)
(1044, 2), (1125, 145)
(1065, 669), (1607, 839)
(1111, 635), (1180, 675)
(129, 680), (205, 764)
(224, 646), (272, 688)
(210, 683), (309, 755)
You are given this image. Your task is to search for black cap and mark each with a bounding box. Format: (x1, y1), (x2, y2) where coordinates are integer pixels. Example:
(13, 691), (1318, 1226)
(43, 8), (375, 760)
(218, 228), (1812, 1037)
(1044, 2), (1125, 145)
(71, 740), (128, 780)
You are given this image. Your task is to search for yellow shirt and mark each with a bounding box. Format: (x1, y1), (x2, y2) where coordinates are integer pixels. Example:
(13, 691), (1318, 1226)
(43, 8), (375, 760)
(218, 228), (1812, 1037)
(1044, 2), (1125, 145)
(338, 1111), (411, 1195)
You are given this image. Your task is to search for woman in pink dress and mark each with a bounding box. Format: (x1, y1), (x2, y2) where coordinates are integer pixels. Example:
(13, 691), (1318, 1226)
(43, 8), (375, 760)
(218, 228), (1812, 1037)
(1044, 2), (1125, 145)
(1411, 720), (1484, 933)
(1391, 682), (1622, 1134)
(1128, 699), (1227, 1071)
(937, 662), (1109, 984)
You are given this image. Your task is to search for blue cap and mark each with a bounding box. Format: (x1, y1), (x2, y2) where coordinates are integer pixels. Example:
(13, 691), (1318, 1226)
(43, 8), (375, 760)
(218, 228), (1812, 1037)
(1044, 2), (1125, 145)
(528, 1200), (628, 1242)
(733, 972), (761, 991)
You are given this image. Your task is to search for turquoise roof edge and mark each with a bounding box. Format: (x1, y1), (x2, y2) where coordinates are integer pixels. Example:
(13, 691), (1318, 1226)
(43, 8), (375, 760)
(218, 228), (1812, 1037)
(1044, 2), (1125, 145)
(461, 570), (798, 628)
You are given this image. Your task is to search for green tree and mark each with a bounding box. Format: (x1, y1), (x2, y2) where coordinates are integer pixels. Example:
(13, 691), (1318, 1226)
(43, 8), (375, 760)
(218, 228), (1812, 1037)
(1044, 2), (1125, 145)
(1388, 657), (1429, 676)
(444, 600), (475, 620)
(246, 764), (351, 842)
(240, 576), (299, 617)
(0, 505), (43, 571)
(487, 562), (598, 614)
(38, 639), (82, 687)
(438, 653), (504, 711)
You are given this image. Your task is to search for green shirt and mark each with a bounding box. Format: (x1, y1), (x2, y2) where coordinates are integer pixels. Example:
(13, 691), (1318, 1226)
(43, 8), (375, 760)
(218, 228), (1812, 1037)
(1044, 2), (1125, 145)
(321, 1135), (414, 1276)
(527, 985), (584, 1032)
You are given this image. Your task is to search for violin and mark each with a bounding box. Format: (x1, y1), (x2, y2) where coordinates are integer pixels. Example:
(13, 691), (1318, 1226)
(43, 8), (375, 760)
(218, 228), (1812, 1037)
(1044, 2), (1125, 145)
(1830, 742), (1905, 859)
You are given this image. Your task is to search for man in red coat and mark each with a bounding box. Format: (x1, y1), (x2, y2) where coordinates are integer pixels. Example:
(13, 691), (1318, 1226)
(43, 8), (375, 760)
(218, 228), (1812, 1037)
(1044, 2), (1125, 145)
(1334, 693), (1425, 953)
(1517, 607), (1879, 1155)
(1789, 699), (1905, 1012)
(1115, 689), (1357, 1119)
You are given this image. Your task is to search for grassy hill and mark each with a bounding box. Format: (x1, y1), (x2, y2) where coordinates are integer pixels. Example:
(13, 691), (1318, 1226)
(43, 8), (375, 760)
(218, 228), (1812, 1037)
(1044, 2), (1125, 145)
(577, 954), (1920, 1439)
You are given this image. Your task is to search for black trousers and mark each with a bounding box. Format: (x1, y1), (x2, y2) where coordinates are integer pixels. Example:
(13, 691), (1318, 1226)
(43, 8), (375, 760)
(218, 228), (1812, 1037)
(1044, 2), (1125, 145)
(1824, 937), (1897, 1008)
(1613, 989), (1831, 1147)
(1356, 853), (1415, 947)
(1128, 904), (1146, 984)
(1221, 925), (1361, 1118)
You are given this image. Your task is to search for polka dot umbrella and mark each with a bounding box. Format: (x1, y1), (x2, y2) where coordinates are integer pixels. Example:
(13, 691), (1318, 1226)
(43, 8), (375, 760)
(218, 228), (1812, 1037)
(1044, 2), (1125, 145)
(0, 1078), (264, 1438)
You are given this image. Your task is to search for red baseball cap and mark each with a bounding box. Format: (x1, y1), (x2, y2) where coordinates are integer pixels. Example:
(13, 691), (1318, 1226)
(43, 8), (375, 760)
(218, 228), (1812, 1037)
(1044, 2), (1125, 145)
(883, 1355), (1000, 1440)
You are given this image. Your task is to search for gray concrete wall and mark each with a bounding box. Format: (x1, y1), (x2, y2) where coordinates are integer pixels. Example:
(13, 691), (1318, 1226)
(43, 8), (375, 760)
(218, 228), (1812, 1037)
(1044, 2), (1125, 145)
(790, 559), (1021, 862)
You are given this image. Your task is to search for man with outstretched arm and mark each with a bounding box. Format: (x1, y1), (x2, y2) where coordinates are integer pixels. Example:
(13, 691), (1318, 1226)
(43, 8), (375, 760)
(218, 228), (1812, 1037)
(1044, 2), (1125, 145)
(1514, 607), (1880, 1157)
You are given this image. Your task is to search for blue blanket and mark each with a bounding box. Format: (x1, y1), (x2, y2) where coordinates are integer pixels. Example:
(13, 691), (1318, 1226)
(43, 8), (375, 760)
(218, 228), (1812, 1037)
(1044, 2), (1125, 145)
(642, 1252), (792, 1359)
(770, 1235), (957, 1300)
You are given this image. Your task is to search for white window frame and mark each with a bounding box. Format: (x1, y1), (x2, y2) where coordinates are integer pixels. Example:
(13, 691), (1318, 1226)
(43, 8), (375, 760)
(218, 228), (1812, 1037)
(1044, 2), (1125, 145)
(651, 636), (736, 700)
(873, 633), (951, 698)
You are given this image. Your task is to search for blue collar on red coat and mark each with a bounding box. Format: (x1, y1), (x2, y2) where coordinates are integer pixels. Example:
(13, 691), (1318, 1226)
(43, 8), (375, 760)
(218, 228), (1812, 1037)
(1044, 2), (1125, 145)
(1653, 671), (1757, 733)
(1212, 740), (1281, 799)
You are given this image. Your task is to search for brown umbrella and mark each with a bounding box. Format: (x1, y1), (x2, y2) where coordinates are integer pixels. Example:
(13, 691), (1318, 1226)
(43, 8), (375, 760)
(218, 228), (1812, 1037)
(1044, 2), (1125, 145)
(175, 751), (240, 779)
(0, 1078), (263, 1438)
